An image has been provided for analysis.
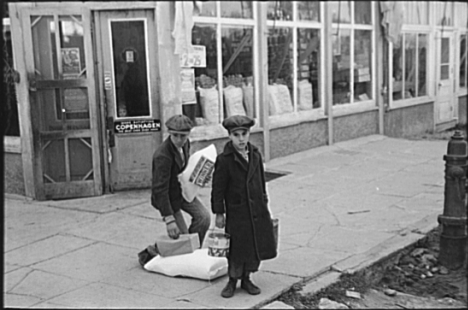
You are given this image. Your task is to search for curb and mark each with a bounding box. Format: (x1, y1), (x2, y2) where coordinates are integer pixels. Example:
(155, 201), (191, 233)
(257, 214), (440, 309)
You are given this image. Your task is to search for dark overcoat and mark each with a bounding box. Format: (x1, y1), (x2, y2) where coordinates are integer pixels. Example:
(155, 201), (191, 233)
(151, 137), (189, 217)
(211, 141), (277, 263)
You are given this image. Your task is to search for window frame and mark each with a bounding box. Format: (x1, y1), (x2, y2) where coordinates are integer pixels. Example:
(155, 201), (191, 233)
(330, 1), (377, 117)
(189, 2), (260, 140)
(265, 1), (326, 128)
(388, 19), (433, 110)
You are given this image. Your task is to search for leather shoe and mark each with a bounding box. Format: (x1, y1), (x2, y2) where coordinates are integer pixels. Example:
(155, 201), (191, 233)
(221, 279), (237, 298)
(241, 278), (261, 295)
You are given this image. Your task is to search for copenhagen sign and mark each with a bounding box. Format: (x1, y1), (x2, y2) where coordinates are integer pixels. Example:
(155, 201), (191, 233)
(114, 119), (161, 134)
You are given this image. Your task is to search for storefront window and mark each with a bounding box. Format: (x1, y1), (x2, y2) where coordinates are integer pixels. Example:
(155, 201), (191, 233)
(330, 1), (351, 24)
(190, 3), (256, 127)
(267, 1), (292, 21)
(392, 33), (428, 101)
(298, 1), (320, 22)
(354, 30), (372, 102)
(267, 27), (293, 115)
(460, 35), (467, 89)
(221, 2), (253, 19)
(331, 1), (374, 106)
(403, 2), (429, 25)
(297, 28), (321, 109)
(332, 29), (351, 105)
(265, 1), (322, 116)
(354, 1), (371, 25)
(435, 2), (454, 26)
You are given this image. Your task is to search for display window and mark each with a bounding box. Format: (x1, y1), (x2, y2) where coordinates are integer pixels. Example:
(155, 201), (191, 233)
(330, 1), (374, 107)
(391, 33), (428, 101)
(188, 2), (257, 130)
(388, 2), (431, 108)
(266, 1), (323, 118)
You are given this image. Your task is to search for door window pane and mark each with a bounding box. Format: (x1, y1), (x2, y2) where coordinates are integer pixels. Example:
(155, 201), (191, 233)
(354, 30), (372, 101)
(332, 29), (351, 104)
(111, 20), (150, 117)
(43, 139), (66, 183)
(297, 1), (320, 22)
(221, 2), (253, 19)
(59, 15), (85, 79)
(354, 1), (371, 25)
(392, 35), (404, 100)
(297, 28), (321, 109)
(267, 1), (293, 21)
(69, 138), (93, 181)
(31, 15), (85, 80)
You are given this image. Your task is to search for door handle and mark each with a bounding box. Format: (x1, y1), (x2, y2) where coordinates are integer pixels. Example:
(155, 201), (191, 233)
(107, 116), (115, 148)
(28, 73), (37, 92)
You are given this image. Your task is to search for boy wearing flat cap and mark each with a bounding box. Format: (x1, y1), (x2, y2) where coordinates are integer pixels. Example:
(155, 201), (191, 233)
(211, 115), (277, 298)
(151, 114), (210, 245)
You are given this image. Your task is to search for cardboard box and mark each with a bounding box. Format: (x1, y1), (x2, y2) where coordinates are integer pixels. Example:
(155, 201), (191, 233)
(155, 233), (200, 257)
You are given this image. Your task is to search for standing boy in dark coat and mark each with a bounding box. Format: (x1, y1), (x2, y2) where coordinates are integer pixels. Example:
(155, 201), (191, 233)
(211, 115), (277, 298)
(151, 115), (211, 245)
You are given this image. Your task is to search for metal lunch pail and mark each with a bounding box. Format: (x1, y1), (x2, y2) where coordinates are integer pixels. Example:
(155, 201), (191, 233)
(207, 230), (230, 257)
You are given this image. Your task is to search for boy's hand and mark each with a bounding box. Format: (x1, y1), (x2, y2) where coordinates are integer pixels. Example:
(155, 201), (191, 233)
(215, 213), (225, 229)
(166, 222), (180, 239)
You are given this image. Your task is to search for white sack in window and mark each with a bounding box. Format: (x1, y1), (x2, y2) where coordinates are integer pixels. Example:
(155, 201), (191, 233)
(268, 84), (293, 115)
(144, 248), (228, 281)
(199, 86), (219, 124)
(178, 144), (217, 202)
(298, 80), (313, 111)
(242, 82), (254, 118)
(224, 85), (246, 117)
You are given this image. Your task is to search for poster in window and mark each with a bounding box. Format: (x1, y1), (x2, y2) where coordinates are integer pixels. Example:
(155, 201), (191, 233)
(180, 68), (197, 104)
(61, 48), (81, 77)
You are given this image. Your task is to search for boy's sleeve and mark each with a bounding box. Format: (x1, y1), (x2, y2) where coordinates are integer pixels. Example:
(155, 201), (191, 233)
(211, 155), (228, 214)
(151, 154), (174, 217)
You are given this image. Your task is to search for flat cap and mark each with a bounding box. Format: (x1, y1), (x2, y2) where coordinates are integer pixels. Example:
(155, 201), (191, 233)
(165, 114), (193, 133)
(222, 115), (255, 133)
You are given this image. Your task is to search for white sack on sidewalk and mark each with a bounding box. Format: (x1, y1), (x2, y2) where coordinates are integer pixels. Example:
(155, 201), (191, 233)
(144, 248), (228, 280)
(178, 144), (217, 202)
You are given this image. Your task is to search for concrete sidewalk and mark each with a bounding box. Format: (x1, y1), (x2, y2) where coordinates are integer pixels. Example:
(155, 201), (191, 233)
(4, 135), (448, 309)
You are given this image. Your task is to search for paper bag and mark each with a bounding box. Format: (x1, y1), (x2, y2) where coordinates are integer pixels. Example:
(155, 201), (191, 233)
(155, 233), (200, 257)
(178, 144), (217, 202)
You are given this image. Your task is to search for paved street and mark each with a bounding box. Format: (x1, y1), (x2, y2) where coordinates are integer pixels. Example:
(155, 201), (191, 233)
(4, 134), (448, 308)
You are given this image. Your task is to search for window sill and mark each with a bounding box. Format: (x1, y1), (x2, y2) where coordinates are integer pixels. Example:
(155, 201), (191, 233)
(269, 108), (326, 130)
(332, 101), (377, 117)
(388, 96), (433, 110)
(4, 136), (21, 153)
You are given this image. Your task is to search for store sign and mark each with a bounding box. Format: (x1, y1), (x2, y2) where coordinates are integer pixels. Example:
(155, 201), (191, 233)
(179, 45), (206, 68)
(114, 119), (161, 134)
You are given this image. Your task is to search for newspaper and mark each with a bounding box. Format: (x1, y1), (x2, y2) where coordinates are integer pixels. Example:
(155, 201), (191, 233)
(189, 155), (214, 187)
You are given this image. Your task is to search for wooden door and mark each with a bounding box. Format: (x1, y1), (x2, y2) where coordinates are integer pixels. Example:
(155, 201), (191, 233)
(21, 7), (103, 200)
(95, 10), (161, 192)
(435, 31), (457, 125)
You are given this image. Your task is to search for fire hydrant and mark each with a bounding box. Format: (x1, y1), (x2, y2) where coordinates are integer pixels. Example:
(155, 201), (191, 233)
(438, 130), (468, 270)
